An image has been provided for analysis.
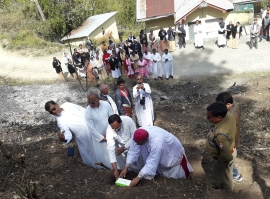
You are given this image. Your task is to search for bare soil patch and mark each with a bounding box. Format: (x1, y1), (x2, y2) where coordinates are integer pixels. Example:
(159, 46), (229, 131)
(1, 73), (270, 199)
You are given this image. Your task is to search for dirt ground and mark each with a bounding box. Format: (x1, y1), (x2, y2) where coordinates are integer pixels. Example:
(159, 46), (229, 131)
(1, 72), (270, 199)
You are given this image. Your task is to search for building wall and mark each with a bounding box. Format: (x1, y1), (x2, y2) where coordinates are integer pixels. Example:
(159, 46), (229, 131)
(225, 12), (253, 25)
(90, 16), (119, 41)
(182, 7), (251, 40)
(68, 16), (119, 47)
(145, 15), (175, 36)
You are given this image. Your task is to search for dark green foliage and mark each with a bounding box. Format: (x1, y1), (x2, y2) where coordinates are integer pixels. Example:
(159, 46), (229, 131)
(0, 0), (143, 46)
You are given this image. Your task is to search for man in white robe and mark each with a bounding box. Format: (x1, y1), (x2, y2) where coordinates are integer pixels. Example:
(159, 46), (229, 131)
(99, 84), (119, 114)
(84, 88), (124, 169)
(218, 18), (226, 48)
(162, 49), (173, 79)
(107, 114), (143, 179)
(194, 20), (204, 49)
(45, 101), (96, 168)
(150, 49), (163, 80)
(133, 75), (154, 126)
(120, 126), (194, 187)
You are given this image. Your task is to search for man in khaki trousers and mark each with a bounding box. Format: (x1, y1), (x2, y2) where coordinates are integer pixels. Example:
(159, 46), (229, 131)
(206, 102), (236, 190)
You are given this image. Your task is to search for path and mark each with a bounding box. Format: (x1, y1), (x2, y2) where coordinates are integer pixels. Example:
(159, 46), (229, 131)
(0, 35), (269, 81)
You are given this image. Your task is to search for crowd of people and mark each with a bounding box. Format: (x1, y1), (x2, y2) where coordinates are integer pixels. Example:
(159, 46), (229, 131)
(52, 31), (176, 81)
(45, 75), (242, 190)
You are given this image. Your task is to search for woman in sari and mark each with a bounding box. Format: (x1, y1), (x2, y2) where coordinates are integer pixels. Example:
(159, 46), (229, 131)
(137, 56), (148, 78)
(123, 54), (135, 80)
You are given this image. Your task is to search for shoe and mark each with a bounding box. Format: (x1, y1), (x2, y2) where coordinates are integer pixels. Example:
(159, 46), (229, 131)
(183, 44), (186, 48)
(250, 46), (252, 49)
(179, 46), (182, 49)
(259, 38), (262, 42)
(233, 174), (243, 182)
(166, 78), (169, 80)
(170, 76), (173, 79)
(202, 46), (204, 49)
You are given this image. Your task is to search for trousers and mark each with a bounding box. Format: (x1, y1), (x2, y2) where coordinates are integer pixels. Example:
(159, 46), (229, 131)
(213, 148), (236, 190)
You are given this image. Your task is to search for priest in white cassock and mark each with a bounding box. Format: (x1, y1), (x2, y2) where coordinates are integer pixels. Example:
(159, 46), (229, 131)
(45, 101), (96, 168)
(85, 88), (122, 169)
(162, 49), (173, 80)
(106, 114), (143, 179)
(99, 84), (119, 114)
(133, 75), (154, 126)
(151, 49), (163, 80)
(217, 18), (226, 48)
(194, 20), (204, 49)
(119, 126), (194, 187)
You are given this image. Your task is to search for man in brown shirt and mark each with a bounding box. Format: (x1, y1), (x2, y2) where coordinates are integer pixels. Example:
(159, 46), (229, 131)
(206, 102), (236, 190)
(216, 92), (242, 182)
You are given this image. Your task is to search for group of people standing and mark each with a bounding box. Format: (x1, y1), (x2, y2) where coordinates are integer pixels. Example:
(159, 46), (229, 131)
(217, 18), (243, 49)
(45, 76), (194, 187)
(52, 32), (175, 81)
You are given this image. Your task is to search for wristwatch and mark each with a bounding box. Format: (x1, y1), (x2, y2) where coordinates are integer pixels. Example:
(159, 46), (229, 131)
(137, 173), (143, 178)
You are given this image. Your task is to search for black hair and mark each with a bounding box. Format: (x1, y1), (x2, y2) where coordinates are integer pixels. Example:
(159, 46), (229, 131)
(207, 102), (227, 118)
(220, 18), (223, 20)
(216, 92), (233, 104)
(45, 100), (56, 111)
(108, 114), (122, 124)
(117, 78), (125, 86)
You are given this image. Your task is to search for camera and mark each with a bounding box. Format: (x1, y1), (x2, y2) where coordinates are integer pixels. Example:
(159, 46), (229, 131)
(140, 95), (145, 105)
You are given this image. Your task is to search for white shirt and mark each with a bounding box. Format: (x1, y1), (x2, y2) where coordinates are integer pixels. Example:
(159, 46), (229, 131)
(85, 100), (113, 142)
(56, 102), (96, 167)
(151, 53), (161, 62)
(162, 53), (173, 62)
(194, 24), (203, 34)
(143, 52), (152, 60)
(106, 116), (136, 163)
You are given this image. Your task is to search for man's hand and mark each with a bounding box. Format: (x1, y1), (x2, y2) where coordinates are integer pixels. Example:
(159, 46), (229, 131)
(119, 166), (128, 178)
(116, 147), (125, 156)
(113, 169), (119, 180)
(57, 133), (66, 142)
(102, 136), (107, 141)
(130, 177), (140, 187)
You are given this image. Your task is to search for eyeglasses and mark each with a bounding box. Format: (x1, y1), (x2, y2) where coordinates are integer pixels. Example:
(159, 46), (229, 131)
(49, 107), (56, 114)
(112, 126), (121, 132)
(88, 99), (98, 105)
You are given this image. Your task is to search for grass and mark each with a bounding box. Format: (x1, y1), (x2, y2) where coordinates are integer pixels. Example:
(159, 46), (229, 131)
(0, 76), (60, 86)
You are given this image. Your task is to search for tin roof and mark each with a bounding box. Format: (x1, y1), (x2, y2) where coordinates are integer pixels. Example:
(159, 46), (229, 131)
(61, 12), (117, 41)
(232, 0), (261, 4)
(137, 0), (180, 22)
(175, 0), (234, 23)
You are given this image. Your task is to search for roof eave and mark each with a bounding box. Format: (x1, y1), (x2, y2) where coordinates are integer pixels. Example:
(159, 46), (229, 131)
(137, 13), (175, 22)
(176, 3), (231, 23)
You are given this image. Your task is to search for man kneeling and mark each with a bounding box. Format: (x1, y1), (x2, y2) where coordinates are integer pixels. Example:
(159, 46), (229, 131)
(119, 126), (193, 187)
(107, 114), (143, 179)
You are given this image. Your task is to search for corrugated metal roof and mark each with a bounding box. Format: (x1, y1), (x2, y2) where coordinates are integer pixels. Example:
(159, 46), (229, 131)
(146, 0), (174, 18)
(232, 0), (261, 4)
(137, 0), (176, 21)
(61, 12), (117, 41)
(175, 0), (234, 23)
